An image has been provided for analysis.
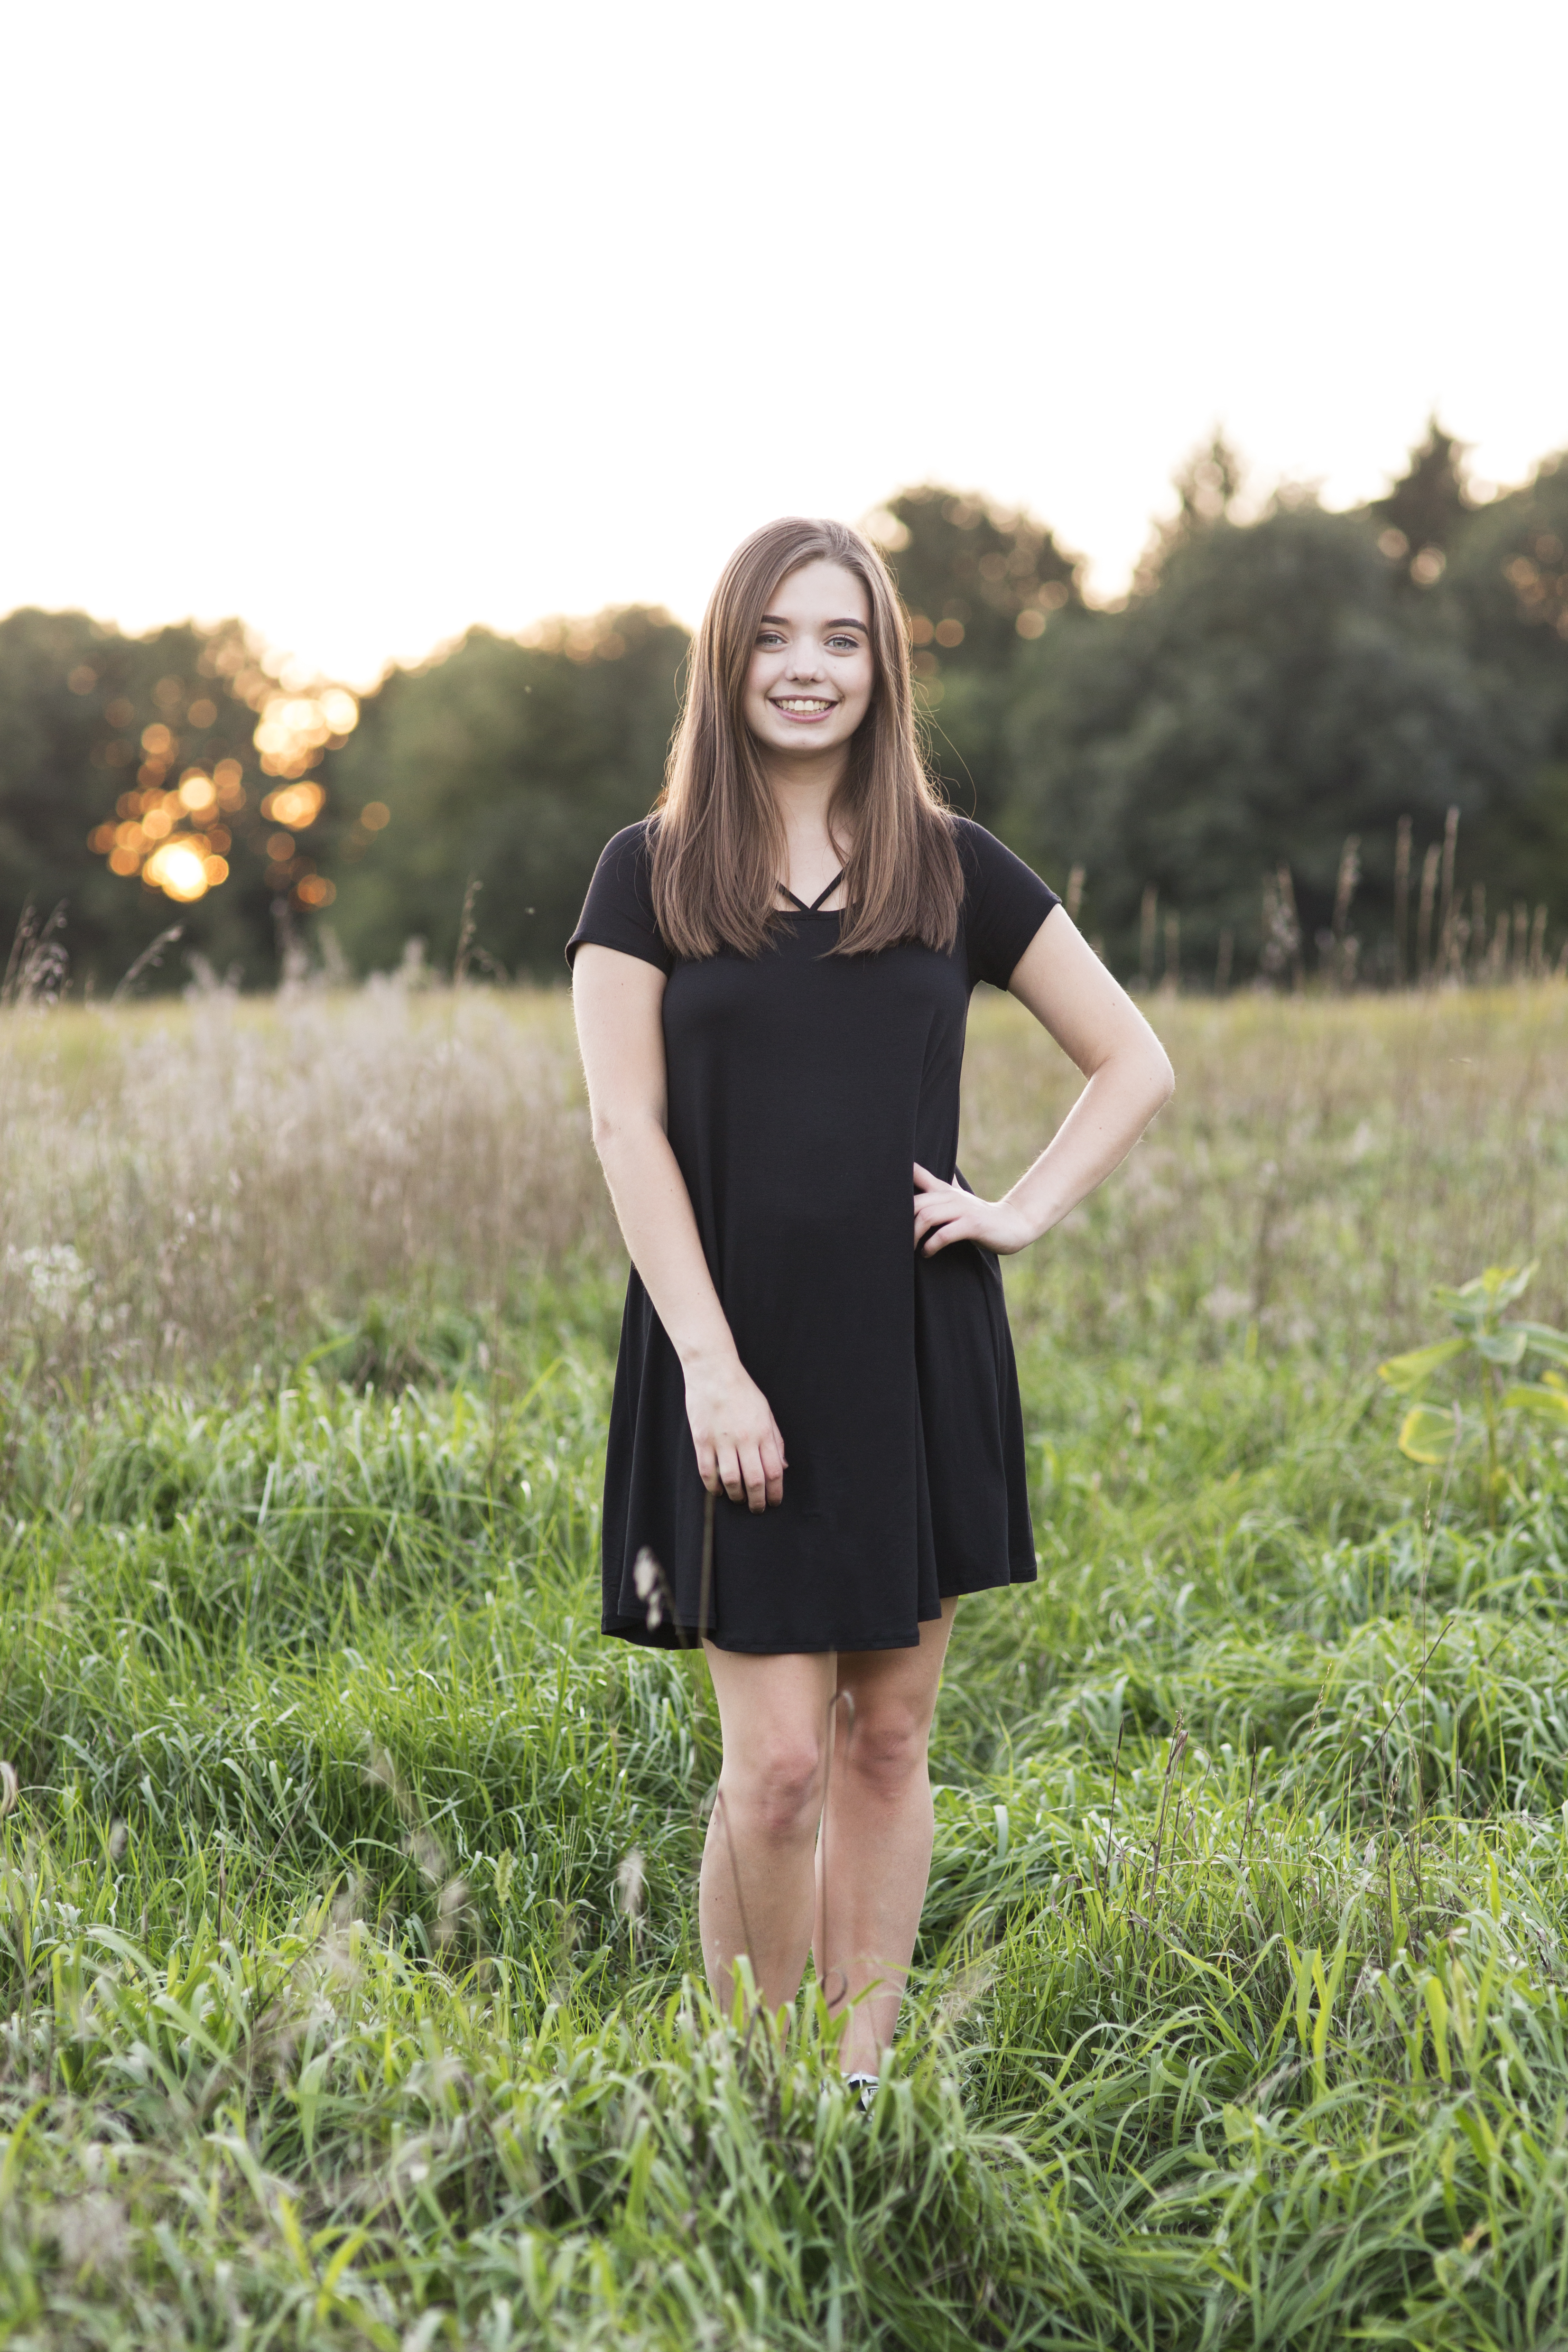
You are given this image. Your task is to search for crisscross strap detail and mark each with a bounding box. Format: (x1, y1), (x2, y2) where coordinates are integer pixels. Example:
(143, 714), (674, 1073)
(779, 873), (844, 913)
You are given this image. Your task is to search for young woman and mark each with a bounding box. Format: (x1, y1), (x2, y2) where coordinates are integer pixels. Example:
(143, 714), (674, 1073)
(569, 516), (1172, 2085)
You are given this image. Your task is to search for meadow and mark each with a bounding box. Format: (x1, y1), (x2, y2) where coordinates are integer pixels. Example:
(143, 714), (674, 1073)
(3, 974), (1568, 2350)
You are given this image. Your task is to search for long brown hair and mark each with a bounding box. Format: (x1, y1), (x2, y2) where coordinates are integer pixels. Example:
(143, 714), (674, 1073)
(650, 517), (963, 960)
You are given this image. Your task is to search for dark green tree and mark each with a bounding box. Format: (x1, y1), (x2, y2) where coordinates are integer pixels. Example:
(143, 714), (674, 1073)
(0, 610), (337, 993)
(1001, 498), (1530, 978)
(868, 488), (1083, 826)
(1437, 453), (1568, 908)
(316, 607), (689, 977)
(1370, 417), (1474, 575)
(1128, 431), (1248, 593)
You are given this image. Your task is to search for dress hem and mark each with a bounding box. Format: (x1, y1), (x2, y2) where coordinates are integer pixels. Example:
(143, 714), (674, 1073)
(601, 1558), (1037, 1654)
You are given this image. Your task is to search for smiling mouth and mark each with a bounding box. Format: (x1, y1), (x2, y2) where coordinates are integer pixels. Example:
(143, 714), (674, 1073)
(771, 697), (837, 719)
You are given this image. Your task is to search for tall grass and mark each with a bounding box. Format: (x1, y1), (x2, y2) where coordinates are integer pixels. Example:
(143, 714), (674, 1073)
(0, 978), (613, 1385)
(3, 979), (1568, 2346)
(2, 980), (1563, 1392)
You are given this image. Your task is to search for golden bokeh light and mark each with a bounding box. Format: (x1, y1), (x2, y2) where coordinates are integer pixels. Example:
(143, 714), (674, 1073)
(143, 839), (211, 902)
(260, 780), (324, 829)
(360, 800), (390, 830)
(88, 655), (355, 907)
(253, 686), (358, 777)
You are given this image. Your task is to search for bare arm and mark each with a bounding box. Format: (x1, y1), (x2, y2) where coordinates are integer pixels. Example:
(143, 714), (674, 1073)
(572, 944), (786, 1511)
(913, 907), (1174, 1257)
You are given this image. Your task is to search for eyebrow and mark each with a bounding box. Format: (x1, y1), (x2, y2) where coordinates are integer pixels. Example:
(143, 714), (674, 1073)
(759, 614), (869, 630)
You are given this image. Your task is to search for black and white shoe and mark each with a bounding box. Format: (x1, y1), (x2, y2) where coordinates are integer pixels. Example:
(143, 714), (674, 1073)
(844, 2072), (879, 2111)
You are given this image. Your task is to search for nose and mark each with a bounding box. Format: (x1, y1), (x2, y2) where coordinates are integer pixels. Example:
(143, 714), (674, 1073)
(785, 648), (826, 681)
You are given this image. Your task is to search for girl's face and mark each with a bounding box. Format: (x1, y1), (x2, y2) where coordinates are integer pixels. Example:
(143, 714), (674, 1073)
(742, 559), (875, 760)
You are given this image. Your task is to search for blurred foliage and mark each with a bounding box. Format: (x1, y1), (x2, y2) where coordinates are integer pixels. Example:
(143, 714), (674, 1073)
(3, 428), (1567, 990)
(868, 485), (1084, 828)
(999, 499), (1534, 976)
(316, 610), (688, 978)
(983, 432), (1568, 976)
(0, 612), (313, 994)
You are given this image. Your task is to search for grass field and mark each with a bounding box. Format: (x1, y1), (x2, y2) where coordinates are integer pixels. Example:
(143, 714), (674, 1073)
(4, 980), (1568, 2349)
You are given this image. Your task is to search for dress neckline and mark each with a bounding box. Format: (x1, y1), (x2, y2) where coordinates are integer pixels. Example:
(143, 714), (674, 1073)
(778, 873), (844, 915)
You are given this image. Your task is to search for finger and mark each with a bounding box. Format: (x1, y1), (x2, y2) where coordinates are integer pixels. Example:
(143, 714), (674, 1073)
(760, 1431), (786, 1506)
(739, 1442), (769, 1514)
(913, 1199), (961, 1244)
(717, 1442), (746, 1505)
(695, 1439), (720, 1494)
(912, 1161), (939, 1192)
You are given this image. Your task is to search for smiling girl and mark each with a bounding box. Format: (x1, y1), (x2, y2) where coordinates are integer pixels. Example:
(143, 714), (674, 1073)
(569, 516), (1172, 2089)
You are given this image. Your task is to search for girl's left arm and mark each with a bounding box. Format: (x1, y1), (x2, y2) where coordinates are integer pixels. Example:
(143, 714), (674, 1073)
(912, 907), (1174, 1258)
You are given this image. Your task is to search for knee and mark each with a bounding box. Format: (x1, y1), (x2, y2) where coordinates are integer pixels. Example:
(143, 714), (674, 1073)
(842, 1706), (929, 1800)
(726, 1736), (826, 1841)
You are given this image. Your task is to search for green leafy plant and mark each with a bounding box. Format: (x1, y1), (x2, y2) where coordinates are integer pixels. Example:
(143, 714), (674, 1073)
(1379, 1263), (1568, 1505)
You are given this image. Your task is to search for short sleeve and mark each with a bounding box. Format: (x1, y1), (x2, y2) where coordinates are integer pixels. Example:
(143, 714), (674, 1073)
(955, 819), (1060, 990)
(566, 821), (674, 975)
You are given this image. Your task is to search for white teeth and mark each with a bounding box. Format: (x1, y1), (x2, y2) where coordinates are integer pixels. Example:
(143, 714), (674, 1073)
(775, 698), (832, 713)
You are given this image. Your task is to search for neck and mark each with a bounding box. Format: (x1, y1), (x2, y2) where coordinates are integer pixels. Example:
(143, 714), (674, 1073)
(756, 744), (851, 858)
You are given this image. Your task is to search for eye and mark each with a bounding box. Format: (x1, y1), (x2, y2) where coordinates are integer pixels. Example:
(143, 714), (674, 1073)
(756, 630), (785, 648)
(826, 634), (863, 652)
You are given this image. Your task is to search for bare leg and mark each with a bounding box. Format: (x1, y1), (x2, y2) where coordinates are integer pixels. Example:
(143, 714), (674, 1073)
(815, 1600), (958, 2075)
(699, 1643), (836, 2016)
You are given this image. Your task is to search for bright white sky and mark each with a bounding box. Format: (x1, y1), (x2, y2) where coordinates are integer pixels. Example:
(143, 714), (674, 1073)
(2, 0), (1565, 687)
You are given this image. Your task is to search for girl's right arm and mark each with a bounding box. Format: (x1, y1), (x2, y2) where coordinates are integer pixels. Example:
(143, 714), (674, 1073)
(572, 944), (786, 1513)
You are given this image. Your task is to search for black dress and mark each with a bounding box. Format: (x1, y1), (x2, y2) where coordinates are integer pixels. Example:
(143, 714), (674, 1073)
(566, 816), (1059, 1653)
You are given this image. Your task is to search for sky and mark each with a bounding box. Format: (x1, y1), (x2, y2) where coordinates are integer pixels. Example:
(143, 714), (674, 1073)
(2, 0), (1565, 688)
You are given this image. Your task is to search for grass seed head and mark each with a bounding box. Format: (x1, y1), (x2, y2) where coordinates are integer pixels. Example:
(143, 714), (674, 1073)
(402, 1828), (446, 1884)
(615, 1849), (647, 1920)
(48, 2193), (128, 2277)
(435, 1876), (470, 1946)
(0, 1761), (17, 1816)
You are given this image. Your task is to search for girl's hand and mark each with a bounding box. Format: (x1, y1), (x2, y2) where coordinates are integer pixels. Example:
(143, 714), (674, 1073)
(912, 1162), (1035, 1258)
(684, 1352), (787, 1512)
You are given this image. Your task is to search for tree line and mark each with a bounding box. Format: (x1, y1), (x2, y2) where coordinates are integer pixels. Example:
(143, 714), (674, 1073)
(2, 423), (1565, 995)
